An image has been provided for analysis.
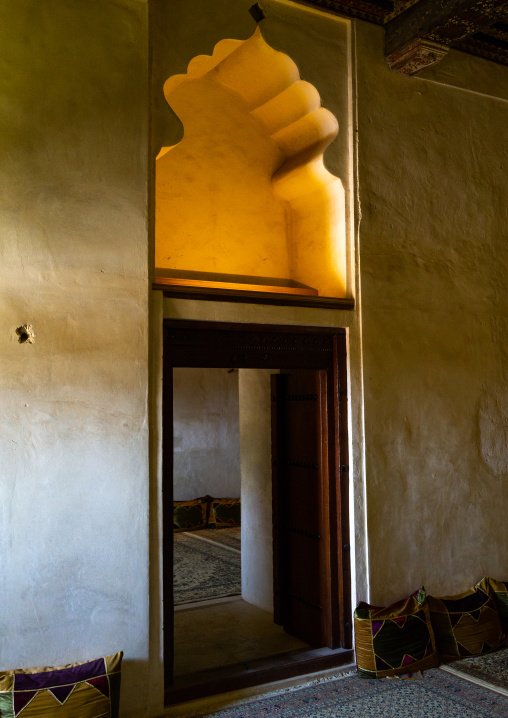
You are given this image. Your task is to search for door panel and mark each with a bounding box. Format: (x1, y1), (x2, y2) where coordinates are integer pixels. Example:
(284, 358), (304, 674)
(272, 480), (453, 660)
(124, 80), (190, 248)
(271, 370), (331, 648)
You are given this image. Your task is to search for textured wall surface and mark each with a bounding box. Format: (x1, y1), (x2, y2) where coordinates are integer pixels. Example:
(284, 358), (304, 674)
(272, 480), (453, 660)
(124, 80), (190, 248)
(173, 368), (241, 501)
(239, 369), (276, 612)
(0, 1), (150, 715)
(356, 21), (508, 604)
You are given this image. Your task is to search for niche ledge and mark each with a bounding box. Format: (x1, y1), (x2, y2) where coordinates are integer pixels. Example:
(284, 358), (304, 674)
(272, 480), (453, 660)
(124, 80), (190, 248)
(153, 269), (354, 310)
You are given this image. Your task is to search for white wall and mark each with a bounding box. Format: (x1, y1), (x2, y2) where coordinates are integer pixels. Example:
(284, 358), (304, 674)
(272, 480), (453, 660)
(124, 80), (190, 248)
(238, 370), (276, 612)
(0, 1), (150, 716)
(173, 368), (241, 501)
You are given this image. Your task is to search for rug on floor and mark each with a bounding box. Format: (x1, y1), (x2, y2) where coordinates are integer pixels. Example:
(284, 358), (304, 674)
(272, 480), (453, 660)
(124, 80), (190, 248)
(173, 532), (241, 605)
(203, 668), (508, 717)
(441, 647), (508, 693)
(186, 527), (241, 552)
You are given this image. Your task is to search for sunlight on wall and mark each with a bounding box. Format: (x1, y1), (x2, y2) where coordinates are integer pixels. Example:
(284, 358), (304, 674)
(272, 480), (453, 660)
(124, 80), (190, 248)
(156, 28), (347, 298)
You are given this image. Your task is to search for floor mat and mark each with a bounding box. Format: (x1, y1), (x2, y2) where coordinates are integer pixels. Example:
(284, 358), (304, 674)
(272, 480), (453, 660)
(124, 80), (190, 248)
(184, 527), (241, 552)
(202, 668), (508, 717)
(174, 532), (241, 605)
(440, 648), (508, 695)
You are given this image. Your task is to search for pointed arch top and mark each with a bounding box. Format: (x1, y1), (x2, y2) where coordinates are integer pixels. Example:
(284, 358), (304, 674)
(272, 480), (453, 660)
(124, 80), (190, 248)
(155, 29), (351, 304)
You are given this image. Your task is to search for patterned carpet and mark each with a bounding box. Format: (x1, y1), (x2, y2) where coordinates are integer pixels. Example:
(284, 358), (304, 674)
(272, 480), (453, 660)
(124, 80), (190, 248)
(188, 527), (241, 551)
(173, 530), (241, 605)
(202, 669), (508, 717)
(441, 648), (508, 695)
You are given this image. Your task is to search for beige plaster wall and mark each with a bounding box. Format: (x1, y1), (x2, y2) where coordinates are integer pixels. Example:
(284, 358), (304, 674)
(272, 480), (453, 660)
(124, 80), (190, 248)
(239, 369), (276, 612)
(356, 21), (508, 604)
(173, 368), (241, 501)
(0, 1), (150, 715)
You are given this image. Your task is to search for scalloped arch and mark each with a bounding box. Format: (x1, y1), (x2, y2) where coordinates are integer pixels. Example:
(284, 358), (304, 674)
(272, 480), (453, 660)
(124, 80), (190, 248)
(156, 28), (347, 298)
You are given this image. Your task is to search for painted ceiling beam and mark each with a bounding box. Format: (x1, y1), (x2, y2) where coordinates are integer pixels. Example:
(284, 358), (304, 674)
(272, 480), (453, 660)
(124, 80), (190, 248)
(385, 0), (508, 74)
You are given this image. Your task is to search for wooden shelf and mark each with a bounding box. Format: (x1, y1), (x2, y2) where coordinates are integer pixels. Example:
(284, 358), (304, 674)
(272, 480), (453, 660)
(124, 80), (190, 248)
(152, 272), (355, 310)
(154, 275), (318, 296)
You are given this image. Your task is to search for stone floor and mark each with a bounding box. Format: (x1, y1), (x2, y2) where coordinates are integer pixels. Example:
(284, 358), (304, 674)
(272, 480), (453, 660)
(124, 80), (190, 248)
(174, 597), (310, 676)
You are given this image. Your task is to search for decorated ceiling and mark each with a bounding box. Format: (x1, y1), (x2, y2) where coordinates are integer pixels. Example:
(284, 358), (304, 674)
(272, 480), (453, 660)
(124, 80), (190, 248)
(295, 0), (508, 73)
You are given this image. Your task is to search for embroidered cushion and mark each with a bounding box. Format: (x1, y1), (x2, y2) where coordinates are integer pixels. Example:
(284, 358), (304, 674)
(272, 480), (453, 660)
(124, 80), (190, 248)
(354, 588), (438, 678)
(0, 651), (122, 717)
(173, 497), (207, 531)
(487, 578), (508, 636)
(207, 498), (241, 528)
(428, 578), (505, 662)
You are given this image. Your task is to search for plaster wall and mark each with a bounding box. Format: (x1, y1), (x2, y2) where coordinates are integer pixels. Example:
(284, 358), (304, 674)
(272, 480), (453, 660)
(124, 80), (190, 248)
(0, 1), (150, 716)
(173, 368), (241, 501)
(356, 22), (508, 604)
(238, 370), (276, 612)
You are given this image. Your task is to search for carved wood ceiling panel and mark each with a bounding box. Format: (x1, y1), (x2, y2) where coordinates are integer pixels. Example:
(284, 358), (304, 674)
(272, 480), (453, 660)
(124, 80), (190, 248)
(295, 0), (508, 71)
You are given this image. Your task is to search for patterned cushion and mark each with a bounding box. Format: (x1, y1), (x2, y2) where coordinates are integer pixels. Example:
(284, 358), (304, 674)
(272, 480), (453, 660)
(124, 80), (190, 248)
(208, 498), (241, 528)
(354, 588), (438, 678)
(0, 652), (122, 717)
(173, 497), (207, 532)
(428, 578), (505, 662)
(487, 578), (508, 635)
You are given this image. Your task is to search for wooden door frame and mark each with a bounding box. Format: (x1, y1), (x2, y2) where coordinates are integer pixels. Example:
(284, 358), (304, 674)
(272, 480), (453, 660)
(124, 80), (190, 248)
(162, 319), (352, 702)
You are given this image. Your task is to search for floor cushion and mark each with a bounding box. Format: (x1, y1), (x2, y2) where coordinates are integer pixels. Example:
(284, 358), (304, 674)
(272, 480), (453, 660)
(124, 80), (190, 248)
(173, 497), (207, 531)
(207, 498), (241, 528)
(487, 578), (508, 636)
(0, 651), (122, 717)
(354, 587), (438, 678)
(428, 577), (505, 662)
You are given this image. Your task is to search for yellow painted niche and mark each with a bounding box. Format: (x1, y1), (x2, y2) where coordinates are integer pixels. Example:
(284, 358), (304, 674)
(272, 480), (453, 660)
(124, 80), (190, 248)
(156, 28), (347, 299)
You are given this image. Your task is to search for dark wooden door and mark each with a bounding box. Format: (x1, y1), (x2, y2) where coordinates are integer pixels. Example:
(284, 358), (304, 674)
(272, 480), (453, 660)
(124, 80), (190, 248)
(271, 369), (332, 648)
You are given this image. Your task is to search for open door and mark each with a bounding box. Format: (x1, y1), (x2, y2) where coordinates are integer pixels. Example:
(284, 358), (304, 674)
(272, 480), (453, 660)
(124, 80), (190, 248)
(271, 369), (333, 648)
(163, 321), (352, 701)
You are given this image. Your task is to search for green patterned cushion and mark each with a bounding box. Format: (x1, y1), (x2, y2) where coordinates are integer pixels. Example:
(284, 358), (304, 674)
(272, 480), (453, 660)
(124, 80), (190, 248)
(487, 578), (508, 635)
(354, 588), (438, 678)
(208, 498), (241, 528)
(0, 652), (122, 717)
(173, 497), (207, 531)
(428, 578), (505, 662)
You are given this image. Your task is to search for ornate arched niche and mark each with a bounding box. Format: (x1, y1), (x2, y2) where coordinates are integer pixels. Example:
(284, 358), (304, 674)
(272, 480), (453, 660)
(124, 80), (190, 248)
(155, 28), (351, 307)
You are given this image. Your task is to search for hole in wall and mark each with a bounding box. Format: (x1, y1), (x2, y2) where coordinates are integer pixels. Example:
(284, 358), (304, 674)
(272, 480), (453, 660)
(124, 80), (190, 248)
(16, 324), (36, 344)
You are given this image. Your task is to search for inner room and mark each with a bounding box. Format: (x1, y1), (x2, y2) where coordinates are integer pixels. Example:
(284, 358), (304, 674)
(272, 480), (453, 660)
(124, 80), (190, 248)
(172, 366), (310, 679)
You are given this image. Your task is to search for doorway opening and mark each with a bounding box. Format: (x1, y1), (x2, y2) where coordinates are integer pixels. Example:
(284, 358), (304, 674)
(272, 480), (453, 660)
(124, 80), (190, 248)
(163, 320), (353, 705)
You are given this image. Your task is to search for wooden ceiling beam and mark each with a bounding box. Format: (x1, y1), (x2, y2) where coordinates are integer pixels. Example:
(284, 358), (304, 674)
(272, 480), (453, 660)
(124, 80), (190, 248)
(385, 0), (508, 74)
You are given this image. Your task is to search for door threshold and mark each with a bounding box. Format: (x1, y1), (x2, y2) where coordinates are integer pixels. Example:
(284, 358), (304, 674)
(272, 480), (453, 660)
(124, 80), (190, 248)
(165, 646), (354, 706)
(165, 661), (357, 718)
(174, 595), (243, 613)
